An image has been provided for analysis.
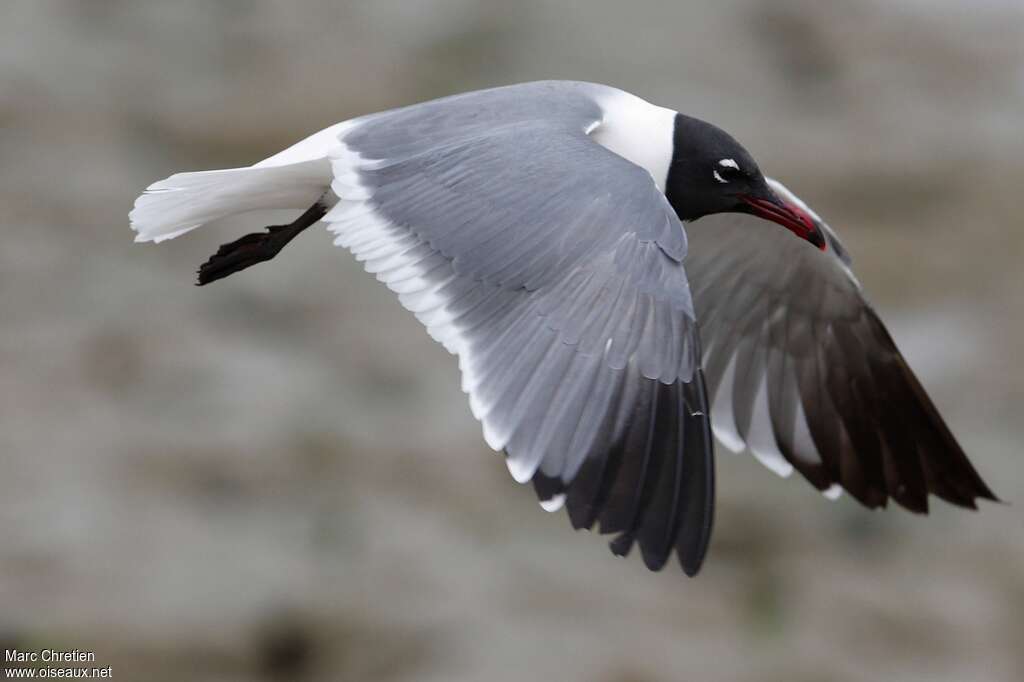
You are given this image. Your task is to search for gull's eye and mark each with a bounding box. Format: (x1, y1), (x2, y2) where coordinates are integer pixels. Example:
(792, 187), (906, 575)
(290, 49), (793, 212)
(713, 158), (744, 184)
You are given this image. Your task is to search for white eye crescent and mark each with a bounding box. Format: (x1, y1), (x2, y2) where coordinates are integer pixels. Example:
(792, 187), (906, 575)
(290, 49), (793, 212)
(718, 158), (739, 170)
(713, 170), (728, 184)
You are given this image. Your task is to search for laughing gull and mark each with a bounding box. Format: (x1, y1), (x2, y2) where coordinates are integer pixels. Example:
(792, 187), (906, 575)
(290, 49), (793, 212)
(131, 81), (996, 576)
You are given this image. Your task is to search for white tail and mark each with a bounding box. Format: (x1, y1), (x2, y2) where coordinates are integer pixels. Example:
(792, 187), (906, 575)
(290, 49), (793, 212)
(129, 158), (332, 243)
(128, 117), (362, 243)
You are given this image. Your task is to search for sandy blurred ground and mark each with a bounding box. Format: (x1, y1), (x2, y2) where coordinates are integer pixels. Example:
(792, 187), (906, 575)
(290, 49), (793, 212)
(1, 1), (1022, 681)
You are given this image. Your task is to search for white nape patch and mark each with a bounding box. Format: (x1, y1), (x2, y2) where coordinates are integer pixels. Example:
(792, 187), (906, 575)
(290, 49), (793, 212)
(710, 353), (746, 453)
(590, 89), (676, 190)
(718, 158), (739, 170)
(713, 170), (728, 184)
(823, 484), (843, 501)
(746, 373), (794, 478)
(540, 494), (566, 512)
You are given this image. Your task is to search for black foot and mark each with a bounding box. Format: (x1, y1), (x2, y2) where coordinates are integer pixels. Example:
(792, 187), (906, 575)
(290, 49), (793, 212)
(196, 203), (326, 285)
(197, 224), (291, 285)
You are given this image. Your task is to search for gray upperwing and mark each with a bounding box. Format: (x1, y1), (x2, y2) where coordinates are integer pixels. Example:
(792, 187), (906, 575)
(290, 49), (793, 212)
(345, 80), (606, 159)
(324, 88), (713, 574)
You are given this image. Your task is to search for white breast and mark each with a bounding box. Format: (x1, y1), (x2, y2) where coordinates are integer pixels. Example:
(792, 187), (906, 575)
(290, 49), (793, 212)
(589, 89), (676, 191)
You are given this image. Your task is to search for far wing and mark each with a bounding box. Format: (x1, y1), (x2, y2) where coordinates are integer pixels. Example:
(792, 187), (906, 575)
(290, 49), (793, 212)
(686, 184), (995, 512)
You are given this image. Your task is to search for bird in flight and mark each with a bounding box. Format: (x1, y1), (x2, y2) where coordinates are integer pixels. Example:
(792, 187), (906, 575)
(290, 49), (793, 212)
(131, 81), (996, 576)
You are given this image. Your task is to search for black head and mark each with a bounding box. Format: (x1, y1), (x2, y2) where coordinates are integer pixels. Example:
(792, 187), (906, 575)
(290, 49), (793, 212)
(665, 114), (825, 249)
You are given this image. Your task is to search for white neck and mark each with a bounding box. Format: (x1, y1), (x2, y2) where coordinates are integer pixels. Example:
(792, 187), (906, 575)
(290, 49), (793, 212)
(589, 89), (676, 191)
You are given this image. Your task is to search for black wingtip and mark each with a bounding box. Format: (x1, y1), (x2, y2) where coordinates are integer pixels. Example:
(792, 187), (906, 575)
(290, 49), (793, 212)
(941, 481), (1003, 510)
(680, 555), (703, 578)
(986, 493), (1009, 507)
(524, 371), (715, 579)
(609, 533), (634, 557)
(968, 472), (1002, 506)
(673, 371), (715, 578)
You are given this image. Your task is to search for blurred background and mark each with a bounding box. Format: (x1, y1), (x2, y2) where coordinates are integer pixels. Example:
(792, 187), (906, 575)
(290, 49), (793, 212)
(2, 1), (1022, 680)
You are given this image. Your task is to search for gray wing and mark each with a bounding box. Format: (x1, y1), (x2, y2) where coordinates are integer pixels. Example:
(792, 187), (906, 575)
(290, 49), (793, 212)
(686, 187), (996, 512)
(325, 83), (713, 574)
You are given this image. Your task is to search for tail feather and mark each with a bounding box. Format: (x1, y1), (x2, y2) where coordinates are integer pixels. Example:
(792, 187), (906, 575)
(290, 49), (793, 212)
(130, 158), (331, 243)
